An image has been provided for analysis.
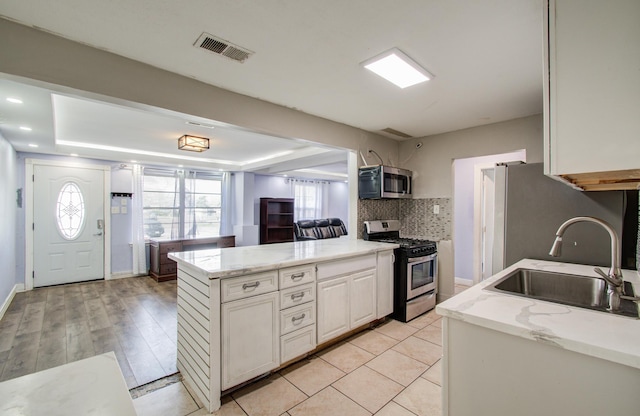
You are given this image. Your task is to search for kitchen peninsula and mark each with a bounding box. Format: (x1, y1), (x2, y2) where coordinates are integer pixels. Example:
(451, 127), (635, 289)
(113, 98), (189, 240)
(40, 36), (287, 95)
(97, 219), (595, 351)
(436, 259), (640, 415)
(169, 238), (396, 413)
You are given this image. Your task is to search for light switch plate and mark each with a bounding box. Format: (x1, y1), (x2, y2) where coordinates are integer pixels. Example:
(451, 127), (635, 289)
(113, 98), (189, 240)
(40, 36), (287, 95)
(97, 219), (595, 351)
(433, 204), (440, 214)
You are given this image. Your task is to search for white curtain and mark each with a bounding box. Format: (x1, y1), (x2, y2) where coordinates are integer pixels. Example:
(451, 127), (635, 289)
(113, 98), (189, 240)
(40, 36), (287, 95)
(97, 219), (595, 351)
(290, 179), (329, 220)
(131, 164), (147, 275)
(220, 172), (232, 236)
(184, 171), (197, 237)
(169, 170), (182, 239)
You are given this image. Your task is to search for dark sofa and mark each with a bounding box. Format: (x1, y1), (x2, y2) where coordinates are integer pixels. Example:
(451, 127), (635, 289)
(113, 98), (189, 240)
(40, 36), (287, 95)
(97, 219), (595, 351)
(294, 218), (348, 241)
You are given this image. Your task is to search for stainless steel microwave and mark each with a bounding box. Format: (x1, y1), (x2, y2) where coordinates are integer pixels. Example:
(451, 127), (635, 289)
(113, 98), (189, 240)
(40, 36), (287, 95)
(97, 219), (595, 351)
(358, 165), (412, 199)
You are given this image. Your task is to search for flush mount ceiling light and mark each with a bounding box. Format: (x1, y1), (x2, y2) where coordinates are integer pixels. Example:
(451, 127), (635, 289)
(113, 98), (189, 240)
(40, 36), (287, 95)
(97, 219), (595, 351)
(362, 48), (434, 89)
(178, 135), (210, 152)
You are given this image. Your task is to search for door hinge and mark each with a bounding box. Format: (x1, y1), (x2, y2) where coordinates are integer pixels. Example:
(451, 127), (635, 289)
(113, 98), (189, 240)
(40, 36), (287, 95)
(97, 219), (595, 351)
(32, 271), (35, 279)
(32, 223), (34, 230)
(32, 174), (34, 182)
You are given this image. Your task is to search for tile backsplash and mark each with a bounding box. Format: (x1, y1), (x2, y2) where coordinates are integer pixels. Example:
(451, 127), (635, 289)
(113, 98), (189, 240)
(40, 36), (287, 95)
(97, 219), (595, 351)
(357, 198), (452, 241)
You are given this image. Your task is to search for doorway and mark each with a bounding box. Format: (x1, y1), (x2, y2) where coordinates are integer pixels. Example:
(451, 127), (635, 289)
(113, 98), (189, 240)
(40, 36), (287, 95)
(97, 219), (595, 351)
(26, 159), (111, 289)
(452, 150), (526, 286)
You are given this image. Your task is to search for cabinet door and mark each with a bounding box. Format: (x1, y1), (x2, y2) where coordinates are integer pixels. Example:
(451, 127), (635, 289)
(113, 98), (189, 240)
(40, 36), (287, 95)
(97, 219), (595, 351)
(545, 0), (640, 177)
(376, 251), (394, 319)
(317, 276), (350, 344)
(350, 270), (376, 328)
(221, 292), (279, 390)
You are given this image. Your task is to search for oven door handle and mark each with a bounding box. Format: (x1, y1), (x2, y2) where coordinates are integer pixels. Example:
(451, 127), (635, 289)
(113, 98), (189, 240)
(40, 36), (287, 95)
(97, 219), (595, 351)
(407, 253), (437, 263)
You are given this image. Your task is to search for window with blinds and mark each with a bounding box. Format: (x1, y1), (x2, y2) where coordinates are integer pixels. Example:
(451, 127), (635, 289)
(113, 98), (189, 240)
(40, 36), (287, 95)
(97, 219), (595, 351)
(142, 168), (223, 239)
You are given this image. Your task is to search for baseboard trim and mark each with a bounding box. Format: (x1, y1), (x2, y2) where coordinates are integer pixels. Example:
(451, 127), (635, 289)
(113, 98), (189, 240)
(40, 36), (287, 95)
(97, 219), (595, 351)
(0, 284), (23, 321)
(454, 277), (473, 286)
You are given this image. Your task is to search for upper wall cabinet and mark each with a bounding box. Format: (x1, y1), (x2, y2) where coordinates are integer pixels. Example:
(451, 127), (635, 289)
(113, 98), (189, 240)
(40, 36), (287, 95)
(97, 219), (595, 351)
(544, 0), (640, 190)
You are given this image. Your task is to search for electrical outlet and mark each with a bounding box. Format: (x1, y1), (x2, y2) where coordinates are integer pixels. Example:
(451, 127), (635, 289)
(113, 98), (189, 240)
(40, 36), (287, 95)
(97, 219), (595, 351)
(433, 204), (440, 214)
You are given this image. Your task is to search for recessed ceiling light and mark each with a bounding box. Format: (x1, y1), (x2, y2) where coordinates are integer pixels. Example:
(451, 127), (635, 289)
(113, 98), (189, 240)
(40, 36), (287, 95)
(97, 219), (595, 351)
(362, 48), (434, 89)
(70, 153), (79, 157)
(20, 126), (32, 131)
(28, 144), (38, 148)
(7, 97), (23, 104)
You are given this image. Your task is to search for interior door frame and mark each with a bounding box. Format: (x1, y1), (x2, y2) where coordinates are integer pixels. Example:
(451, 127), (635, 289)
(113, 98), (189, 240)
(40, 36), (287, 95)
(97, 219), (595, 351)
(472, 163), (497, 285)
(25, 158), (111, 290)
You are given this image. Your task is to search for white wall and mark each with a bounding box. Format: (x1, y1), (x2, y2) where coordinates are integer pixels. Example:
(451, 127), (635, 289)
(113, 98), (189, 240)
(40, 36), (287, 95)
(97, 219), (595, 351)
(399, 114), (544, 198)
(0, 133), (18, 314)
(327, 181), (349, 229)
(453, 150), (526, 281)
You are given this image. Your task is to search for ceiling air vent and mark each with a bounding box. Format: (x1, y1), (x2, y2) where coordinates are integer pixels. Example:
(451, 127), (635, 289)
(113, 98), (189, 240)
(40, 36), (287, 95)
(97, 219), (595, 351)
(381, 128), (412, 139)
(194, 32), (253, 63)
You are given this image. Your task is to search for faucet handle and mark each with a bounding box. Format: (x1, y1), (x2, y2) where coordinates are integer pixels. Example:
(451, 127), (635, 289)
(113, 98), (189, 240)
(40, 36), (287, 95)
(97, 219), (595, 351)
(593, 267), (623, 287)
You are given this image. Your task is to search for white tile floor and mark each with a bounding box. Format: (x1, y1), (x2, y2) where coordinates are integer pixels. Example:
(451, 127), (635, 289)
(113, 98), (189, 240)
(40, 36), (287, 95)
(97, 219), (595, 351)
(133, 286), (469, 416)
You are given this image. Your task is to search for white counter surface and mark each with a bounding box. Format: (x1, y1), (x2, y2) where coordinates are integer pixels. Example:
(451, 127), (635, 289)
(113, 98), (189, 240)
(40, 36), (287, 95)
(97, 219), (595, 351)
(168, 238), (398, 279)
(436, 259), (640, 369)
(0, 352), (136, 415)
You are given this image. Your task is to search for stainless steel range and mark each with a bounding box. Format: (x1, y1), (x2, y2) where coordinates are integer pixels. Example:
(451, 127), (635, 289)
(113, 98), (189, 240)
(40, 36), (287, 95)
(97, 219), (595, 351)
(363, 220), (437, 322)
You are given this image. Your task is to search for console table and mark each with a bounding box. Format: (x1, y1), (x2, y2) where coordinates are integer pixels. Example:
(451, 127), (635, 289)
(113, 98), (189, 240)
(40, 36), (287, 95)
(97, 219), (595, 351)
(149, 235), (235, 281)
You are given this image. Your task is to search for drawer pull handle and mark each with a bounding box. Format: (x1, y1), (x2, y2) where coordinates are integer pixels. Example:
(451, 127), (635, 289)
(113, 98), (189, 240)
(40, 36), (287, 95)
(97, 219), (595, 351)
(291, 293), (305, 300)
(242, 282), (260, 290)
(290, 272), (305, 281)
(292, 313), (306, 323)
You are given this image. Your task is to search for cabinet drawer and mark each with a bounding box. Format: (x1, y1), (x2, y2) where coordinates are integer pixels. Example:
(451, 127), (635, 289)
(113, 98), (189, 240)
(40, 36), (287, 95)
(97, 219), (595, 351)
(279, 264), (316, 289)
(159, 262), (177, 275)
(159, 242), (183, 254)
(221, 271), (278, 303)
(280, 283), (315, 309)
(280, 302), (315, 335)
(316, 254), (376, 281)
(280, 325), (316, 364)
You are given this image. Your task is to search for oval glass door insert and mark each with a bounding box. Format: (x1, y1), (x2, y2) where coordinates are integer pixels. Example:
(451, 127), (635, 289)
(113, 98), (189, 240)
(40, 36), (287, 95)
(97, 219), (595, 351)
(56, 181), (86, 240)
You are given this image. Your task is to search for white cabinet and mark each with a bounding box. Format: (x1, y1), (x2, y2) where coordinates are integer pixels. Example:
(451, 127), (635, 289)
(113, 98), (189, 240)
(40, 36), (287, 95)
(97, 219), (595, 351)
(317, 276), (350, 343)
(376, 250), (394, 318)
(278, 265), (316, 364)
(350, 270), (376, 328)
(221, 291), (279, 390)
(316, 254), (378, 344)
(544, 0), (640, 190)
(442, 318), (640, 415)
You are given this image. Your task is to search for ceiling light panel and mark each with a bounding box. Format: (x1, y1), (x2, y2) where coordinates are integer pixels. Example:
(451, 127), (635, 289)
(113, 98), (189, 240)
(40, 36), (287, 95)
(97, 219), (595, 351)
(362, 48), (434, 89)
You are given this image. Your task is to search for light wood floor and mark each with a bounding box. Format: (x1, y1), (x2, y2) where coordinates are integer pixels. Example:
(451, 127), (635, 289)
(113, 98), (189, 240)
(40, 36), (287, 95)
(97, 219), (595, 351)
(0, 276), (177, 389)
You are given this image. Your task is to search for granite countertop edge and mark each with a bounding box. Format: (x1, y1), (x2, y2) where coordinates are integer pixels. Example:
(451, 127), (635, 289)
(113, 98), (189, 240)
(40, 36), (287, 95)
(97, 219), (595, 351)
(168, 239), (398, 280)
(436, 259), (640, 369)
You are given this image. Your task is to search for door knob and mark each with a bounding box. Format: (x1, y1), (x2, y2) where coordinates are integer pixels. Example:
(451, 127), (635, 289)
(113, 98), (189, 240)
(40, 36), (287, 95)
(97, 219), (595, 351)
(93, 232), (103, 236)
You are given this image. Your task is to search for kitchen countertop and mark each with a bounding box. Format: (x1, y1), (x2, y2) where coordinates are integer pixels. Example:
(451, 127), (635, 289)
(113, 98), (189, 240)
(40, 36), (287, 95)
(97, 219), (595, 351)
(436, 259), (640, 369)
(0, 352), (136, 415)
(168, 238), (398, 279)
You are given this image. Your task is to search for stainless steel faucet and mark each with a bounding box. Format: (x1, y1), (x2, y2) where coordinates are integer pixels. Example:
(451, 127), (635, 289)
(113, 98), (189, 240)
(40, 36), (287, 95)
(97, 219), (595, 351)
(549, 216), (624, 311)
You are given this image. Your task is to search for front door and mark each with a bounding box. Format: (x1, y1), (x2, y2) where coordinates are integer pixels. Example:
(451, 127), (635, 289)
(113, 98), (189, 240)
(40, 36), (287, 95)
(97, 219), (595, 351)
(33, 164), (106, 287)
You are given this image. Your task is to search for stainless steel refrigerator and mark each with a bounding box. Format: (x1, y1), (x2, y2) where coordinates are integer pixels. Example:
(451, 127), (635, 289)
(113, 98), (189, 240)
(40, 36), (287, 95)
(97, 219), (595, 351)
(489, 163), (625, 276)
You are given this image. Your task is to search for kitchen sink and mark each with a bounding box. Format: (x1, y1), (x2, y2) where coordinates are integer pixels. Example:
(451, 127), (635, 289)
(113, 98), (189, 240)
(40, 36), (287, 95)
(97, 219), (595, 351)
(485, 268), (639, 318)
